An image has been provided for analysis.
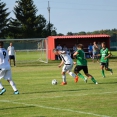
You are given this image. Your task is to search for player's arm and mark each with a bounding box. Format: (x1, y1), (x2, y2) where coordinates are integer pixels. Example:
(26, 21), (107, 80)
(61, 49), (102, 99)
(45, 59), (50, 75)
(60, 51), (66, 54)
(58, 60), (64, 68)
(73, 51), (78, 58)
(94, 44), (98, 49)
(104, 51), (112, 59)
(96, 54), (101, 57)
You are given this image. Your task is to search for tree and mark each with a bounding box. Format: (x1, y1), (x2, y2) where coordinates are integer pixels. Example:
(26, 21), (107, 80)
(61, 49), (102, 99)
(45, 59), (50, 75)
(67, 32), (73, 35)
(13, 0), (56, 38)
(0, 0), (10, 38)
(57, 33), (64, 36)
(13, 0), (41, 38)
(78, 31), (86, 35)
(7, 18), (22, 38)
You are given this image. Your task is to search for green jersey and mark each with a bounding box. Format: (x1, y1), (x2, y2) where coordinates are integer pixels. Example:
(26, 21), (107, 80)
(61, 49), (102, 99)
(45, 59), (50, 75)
(100, 48), (110, 63)
(76, 49), (87, 66)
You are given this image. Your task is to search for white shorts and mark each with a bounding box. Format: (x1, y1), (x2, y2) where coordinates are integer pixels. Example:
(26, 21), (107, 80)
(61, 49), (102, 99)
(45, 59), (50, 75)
(0, 69), (12, 80)
(62, 64), (73, 72)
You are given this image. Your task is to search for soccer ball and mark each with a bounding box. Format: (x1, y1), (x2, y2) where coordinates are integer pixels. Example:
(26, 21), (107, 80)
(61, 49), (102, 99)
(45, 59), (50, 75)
(52, 79), (58, 85)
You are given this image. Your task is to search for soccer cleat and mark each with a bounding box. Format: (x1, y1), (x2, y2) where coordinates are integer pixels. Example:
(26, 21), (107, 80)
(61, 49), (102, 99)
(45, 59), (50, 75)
(103, 76), (105, 78)
(110, 69), (113, 75)
(74, 76), (78, 83)
(84, 77), (87, 83)
(0, 88), (6, 95)
(61, 82), (67, 85)
(14, 90), (19, 95)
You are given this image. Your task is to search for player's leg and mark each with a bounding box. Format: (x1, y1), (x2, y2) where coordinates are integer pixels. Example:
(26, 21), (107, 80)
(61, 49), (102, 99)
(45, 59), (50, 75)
(105, 62), (113, 75)
(67, 64), (79, 83)
(61, 65), (67, 85)
(0, 82), (6, 95)
(0, 70), (6, 95)
(74, 65), (87, 82)
(5, 70), (19, 94)
(13, 56), (16, 66)
(100, 63), (105, 77)
(83, 66), (98, 84)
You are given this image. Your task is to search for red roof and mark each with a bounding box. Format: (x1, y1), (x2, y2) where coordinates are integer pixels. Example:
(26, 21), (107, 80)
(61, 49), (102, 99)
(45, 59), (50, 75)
(48, 34), (110, 39)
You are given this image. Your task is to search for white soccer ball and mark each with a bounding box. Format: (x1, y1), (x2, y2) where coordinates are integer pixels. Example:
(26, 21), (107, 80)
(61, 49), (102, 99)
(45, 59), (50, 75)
(52, 79), (58, 85)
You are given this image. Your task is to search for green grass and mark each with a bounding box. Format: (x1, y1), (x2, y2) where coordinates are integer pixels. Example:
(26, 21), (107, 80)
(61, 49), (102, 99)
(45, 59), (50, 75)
(0, 59), (117, 117)
(16, 50), (47, 62)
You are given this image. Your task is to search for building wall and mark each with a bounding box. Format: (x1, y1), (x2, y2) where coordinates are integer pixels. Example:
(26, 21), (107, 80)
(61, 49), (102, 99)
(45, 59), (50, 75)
(48, 36), (110, 60)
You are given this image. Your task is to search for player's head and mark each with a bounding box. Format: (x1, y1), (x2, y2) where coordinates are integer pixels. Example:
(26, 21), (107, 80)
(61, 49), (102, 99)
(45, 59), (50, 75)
(101, 42), (106, 48)
(93, 41), (96, 44)
(77, 44), (83, 49)
(53, 49), (59, 55)
(10, 42), (13, 46)
(0, 41), (4, 48)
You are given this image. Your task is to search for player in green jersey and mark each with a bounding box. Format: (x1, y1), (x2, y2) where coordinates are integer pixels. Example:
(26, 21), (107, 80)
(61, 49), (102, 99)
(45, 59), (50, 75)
(73, 44), (98, 84)
(99, 42), (113, 78)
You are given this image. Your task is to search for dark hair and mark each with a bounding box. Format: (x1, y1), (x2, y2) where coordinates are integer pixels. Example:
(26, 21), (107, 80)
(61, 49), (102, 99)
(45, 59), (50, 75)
(77, 44), (83, 49)
(53, 48), (58, 52)
(0, 41), (4, 47)
(101, 42), (106, 45)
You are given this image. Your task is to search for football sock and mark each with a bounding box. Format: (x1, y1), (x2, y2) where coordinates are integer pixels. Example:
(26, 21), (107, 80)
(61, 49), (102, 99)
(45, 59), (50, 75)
(9, 80), (17, 91)
(0, 82), (4, 89)
(107, 68), (111, 71)
(68, 72), (76, 78)
(91, 77), (97, 84)
(101, 70), (105, 77)
(78, 73), (85, 80)
(62, 75), (66, 82)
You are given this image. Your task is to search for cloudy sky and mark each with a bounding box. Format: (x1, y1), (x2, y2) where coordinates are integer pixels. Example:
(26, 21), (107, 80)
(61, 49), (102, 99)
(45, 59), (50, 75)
(2, 0), (117, 34)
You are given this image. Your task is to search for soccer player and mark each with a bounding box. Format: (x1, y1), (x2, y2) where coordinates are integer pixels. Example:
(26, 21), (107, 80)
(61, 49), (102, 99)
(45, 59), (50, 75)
(73, 44), (98, 84)
(99, 42), (113, 78)
(7, 42), (16, 66)
(0, 41), (19, 95)
(53, 49), (78, 85)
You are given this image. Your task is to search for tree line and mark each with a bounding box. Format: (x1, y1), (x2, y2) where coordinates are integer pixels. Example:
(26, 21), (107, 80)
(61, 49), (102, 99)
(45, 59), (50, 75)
(66, 29), (117, 42)
(0, 0), (117, 41)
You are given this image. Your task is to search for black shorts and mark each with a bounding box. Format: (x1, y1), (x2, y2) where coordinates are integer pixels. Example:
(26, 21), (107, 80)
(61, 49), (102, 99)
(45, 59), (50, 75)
(74, 65), (88, 74)
(9, 55), (15, 60)
(100, 62), (108, 68)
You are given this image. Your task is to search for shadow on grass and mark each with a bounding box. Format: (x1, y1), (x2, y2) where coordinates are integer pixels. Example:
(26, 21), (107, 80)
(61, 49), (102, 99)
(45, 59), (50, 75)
(97, 81), (117, 84)
(21, 88), (90, 95)
(0, 106), (34, 110)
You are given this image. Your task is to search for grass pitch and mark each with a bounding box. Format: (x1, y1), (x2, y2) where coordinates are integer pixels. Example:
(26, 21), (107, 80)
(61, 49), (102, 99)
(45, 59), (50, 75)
(0, 59), (117, 117)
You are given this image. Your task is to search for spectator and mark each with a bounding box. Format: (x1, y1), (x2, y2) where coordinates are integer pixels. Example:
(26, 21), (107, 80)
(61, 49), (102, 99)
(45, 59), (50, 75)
(62, 44), (68, 52)
(92, 42), (99, 62)
(73, 44), (77, 53)
(88, 43), (93, 58)
(7, 42), (16, 66)
(56, 44), (62, 60)
(56, 43), (62, 51)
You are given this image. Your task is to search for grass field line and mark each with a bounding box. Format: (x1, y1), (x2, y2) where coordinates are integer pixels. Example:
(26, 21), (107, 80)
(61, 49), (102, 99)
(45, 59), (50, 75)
(0, 99), (111, 117)
(11, 90), (117, 101)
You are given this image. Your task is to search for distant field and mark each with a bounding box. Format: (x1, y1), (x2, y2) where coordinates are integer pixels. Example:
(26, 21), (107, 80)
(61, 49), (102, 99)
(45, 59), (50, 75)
(111, 51), (117, 56)
(15, 50), (47, 63)
(0, 58), (117, 117)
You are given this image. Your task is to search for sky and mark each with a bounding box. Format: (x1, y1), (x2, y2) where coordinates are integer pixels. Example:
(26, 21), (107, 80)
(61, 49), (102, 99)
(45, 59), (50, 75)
(2, 0), (117, 35)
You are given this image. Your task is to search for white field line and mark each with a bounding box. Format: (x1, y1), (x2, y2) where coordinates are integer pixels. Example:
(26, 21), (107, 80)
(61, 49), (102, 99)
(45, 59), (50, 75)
(13, 90), (117, 101)
(0, 99), (111, 117)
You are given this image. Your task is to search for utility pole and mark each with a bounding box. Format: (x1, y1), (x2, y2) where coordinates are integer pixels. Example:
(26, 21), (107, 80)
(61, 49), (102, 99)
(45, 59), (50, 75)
(47, 1), (51, 36)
